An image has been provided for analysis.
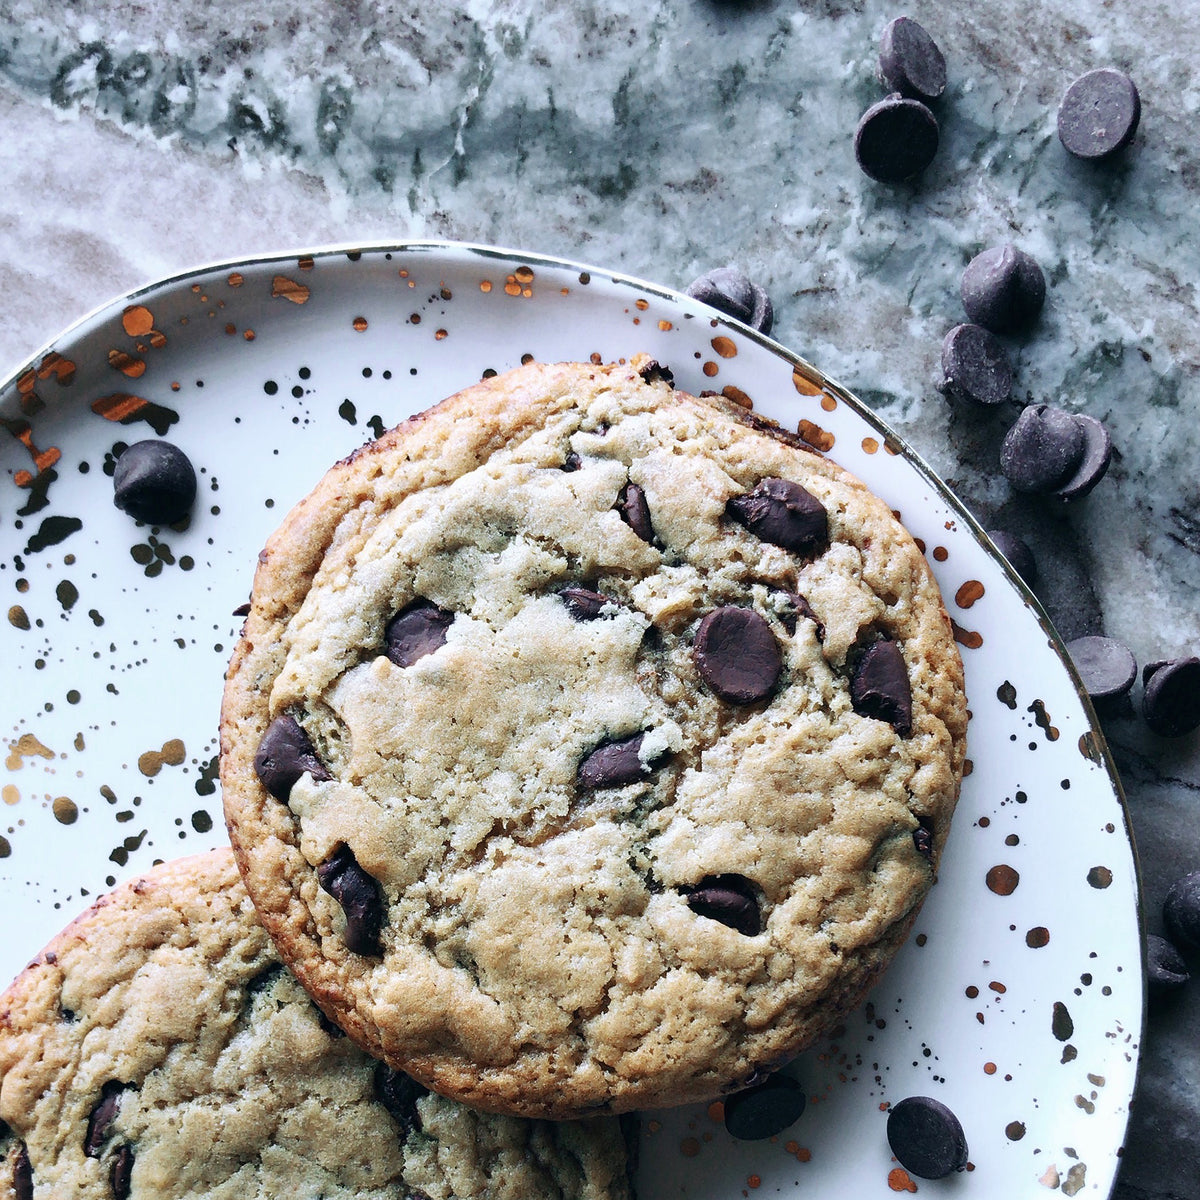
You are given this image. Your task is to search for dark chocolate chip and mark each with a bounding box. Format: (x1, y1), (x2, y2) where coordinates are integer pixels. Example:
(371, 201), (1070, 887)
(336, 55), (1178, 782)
(1052, 414), (1112, 502)
(1000, 405), (1085, 494)
(913, 824), (934, 857)
(578, 733), (667, 790)
(1142, 658), (1200, 738)
(616, 482), (655, 543)
(112, 439), (197, 525)
(373, 1063), (429, 1135)
(878, 16), (946, 102)
(560, 586), (620, 621)
(317, 844), (384, 956)
(685, 266), (774, 335)
(1146, 934), (1190, 997)
(693, 607), (782, 704)
(684, 874), (761, 936)
(727, 478), (829, 557)
(13, 1144), (32, 1200)
(232, 600), (252, 617)
(986, 530), (1038, 587)
(1164, 870), (1200, 952)
(1065, 635), (1137, 702)
(111, 1144), (134, 1200)
(84, 1081), (125, 1157)
(562, 450), (583, 472)
(851, 640), (913, 736)
(1057, 68), (1141, 161)
(887, 1096), (968, 1179)
(637, 359), (675, 386)
(254, 714), (332, 802)
(939, 324), (1013, 407)
(384, 599), (454, 668)
(960, 244), (1045, 334)
(777, 591), (823, 640)
(723, 1073), (806, 1140)
(854, 95), (939, 184)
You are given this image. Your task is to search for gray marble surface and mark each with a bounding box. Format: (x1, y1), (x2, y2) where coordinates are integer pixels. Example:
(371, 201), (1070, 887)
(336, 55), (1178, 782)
(1, 2), (1197, 1196)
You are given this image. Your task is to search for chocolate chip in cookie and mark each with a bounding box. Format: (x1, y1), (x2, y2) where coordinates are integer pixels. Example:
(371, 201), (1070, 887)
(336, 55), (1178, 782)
(683, 874), (761, 936)
(254, 714), (332, 801)
(727, 478), (828, 557)
(317, 845), (384, 956)
(385, 599), (455, 667)
(616, 482), (655, 543)
(577, 734), (669, 790)
(851, 640), (913, 736)
(694, 607), (782, 704)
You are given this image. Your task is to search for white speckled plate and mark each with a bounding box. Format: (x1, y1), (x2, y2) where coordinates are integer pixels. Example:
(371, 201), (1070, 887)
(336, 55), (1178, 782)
(0, 243), (1141, 1199)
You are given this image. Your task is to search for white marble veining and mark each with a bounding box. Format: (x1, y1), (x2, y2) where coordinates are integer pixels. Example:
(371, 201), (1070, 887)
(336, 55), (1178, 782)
(1, 3), (1198, 1196)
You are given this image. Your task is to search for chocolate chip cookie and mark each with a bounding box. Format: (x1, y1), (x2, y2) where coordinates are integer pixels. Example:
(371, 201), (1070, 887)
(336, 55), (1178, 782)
(220, 356), (967, 1118)
(0, 849), (633, 1199)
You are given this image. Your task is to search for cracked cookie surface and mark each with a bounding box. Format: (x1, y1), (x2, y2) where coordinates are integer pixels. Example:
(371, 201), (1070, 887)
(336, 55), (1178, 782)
(0, 848), (632, 1199)
(220, 357), (967, 1118)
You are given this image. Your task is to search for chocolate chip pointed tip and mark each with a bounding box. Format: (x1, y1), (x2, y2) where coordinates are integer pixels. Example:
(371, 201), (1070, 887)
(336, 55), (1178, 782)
(685, 266), (774, 334)
(1163, 869), (1200, 953)
(1146, 934), (1190, 997)
(985, 530), (1038, 586)
(1000, 405), (1085, 494)
(1142, 658), (1200, 738)
(961, 243), (1045, 334)
(1052, 414), (1112, 501)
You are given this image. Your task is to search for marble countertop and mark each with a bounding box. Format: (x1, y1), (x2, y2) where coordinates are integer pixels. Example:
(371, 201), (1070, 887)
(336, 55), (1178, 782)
(1, 2), (1196, 1196)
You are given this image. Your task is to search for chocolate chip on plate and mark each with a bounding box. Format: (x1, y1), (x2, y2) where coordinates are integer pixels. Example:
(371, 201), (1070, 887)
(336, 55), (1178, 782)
(939, 324), (1013, 407)
(1052, 414), (1112, 501)
(1057, 68), (1141, 161)
(887, 1096), (969, 1179)
(1142, 658), (1200, 738)
(616, 482), (655, 543)
(254, 714), (332, 801)
(112, 439), (197, 525)
(384, 599), (454, 667)
(986, 530), (1038, 587)
(694, 607), (782, 704)
(724, 1073), (807, 1140)
(999, 405), (1085, 494)
(961, 244), (1046, 334)
(854, 95), (940, 184)
(84, 1081), (125, 1157)
(727, 478), (829, 557)
(878, 16), (947, 102)
(317, 844), (384, 956)
(1163, 870), (1200, 952)
(578, 732), (668, 790)
(560, 585), (620, 621)
(685, 266), (774, 335)
(1146, 934), (1190, 997)
(684, 874), (761, 936)
(1065, 635), (1137, 702)
(851, 639), (913, 736)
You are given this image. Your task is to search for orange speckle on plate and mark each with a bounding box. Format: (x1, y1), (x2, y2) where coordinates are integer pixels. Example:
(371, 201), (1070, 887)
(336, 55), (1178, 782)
(955, 580), (985, 608)
(435, 329), (448, 340)
(747, 1175), (761, 1189)
(862, 437), (879, 454)
(952, 621), (984, 649)
(504, 279), (523, 296)
(680, 1137), (701, 1158)
(122, 306), (155, 337)
(480, 280), (493, 293)
(227, 272), (244, 287)
(888, 1167), (918, 1192)
(658, 319), (673, 331)
(792, 369), (822, 396)
(107, 350), (146, 378)
(984, 1062), (998, 1075)
(820, 393), (838, 412)
(514, 265), (535, 284)
(702, 361), (719, 377)
(798, 419), (834, 452)
(353, 316), (369, 331)
(711, 335), (737, 358)
(243, 330), (256, 341)
(271, 276), (310, 304)
(707, 1101), (725, 1123)
(635, 298), (649, 311)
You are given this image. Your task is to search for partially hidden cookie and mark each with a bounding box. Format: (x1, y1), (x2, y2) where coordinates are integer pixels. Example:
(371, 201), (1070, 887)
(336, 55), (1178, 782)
(220, 356), (967, 1118)
(0, 849), (633, 1199)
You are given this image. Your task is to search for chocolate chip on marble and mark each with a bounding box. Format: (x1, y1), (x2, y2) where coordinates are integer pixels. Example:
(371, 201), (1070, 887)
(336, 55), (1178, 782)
(1065, 635), (1137, 702)
(560, 586), (620, 621)
(694, 606), (782, 704)
(317, 844), (384, 956)
(985, 530), (1038, 587)
(854, 95), (939, 184)
(1146, 934), (1190, 997)
(112, 439), (197, 525)
(577, 733), (667, 790)
(887, 1096), (969, 1179)
(1052, 414), (1112, 502)
(939, 324), (1013, 407)
(84, 1081), (125, 1157)
(727, 478), (829, 558)
(254, 714), (332, 802)
(1057, 68), (1141, 161)
(1163, 870), (1200, 953)
(374, 1063), (429, 1135)
(961, 243), (1046, 334)
(637, 358), (675, 386)
(684, 874), (761, 936)
(851, 639), (913, 736)
(1142, 658), (1200, 738)
(384, 599), (454, 668)
(723, 1073), (807, 1140)
(111, 1144), (134, 1200)
(616, 482), (655, 543)
(13, 1144), (32, 1200)
(1000, 405), (1085, 494)
(878, 16), (947, 102)
(685, 266), (774, 335)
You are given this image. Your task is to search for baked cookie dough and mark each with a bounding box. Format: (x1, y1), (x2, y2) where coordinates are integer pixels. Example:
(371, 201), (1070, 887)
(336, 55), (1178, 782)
(220, 357), (967, 1118)
(0, 849), (632, 1199)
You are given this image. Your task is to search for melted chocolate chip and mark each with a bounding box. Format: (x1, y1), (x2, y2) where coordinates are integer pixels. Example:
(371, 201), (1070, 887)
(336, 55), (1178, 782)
(577, 733), (667, 790)
(616, 482), (655, 543)
(851, 640), (913, 736)
(778, 592), (823, 640)
(373, 1063), (429, 1135)
(562, 451), (583, 472)
(13, 1145), (32, 1200)
(317, 845), (384, 956)
(384, 599), (454, 667)
(878, 16), (946, 102)
(693, 607), (782, 704)
(254, 714), (332, 802)
(84, 1081), (125, 1157)
(1057, 68), (1141, 161)
(637, 359), (675, 386)
(111, 1144), (134, 1200)
(913, 824), (934, 857)
(685, 267), (774, 335)
(961, 244), (1046, 334)
(854, 95), (940, 184)
(560, 586), (620, 621)
(727, 478), (828, 557)
(886, 1096), (969, 1179)
(112, 439), (197, 525)
(684, 874), (761, 936)
(723, 1073), (807, 1140)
